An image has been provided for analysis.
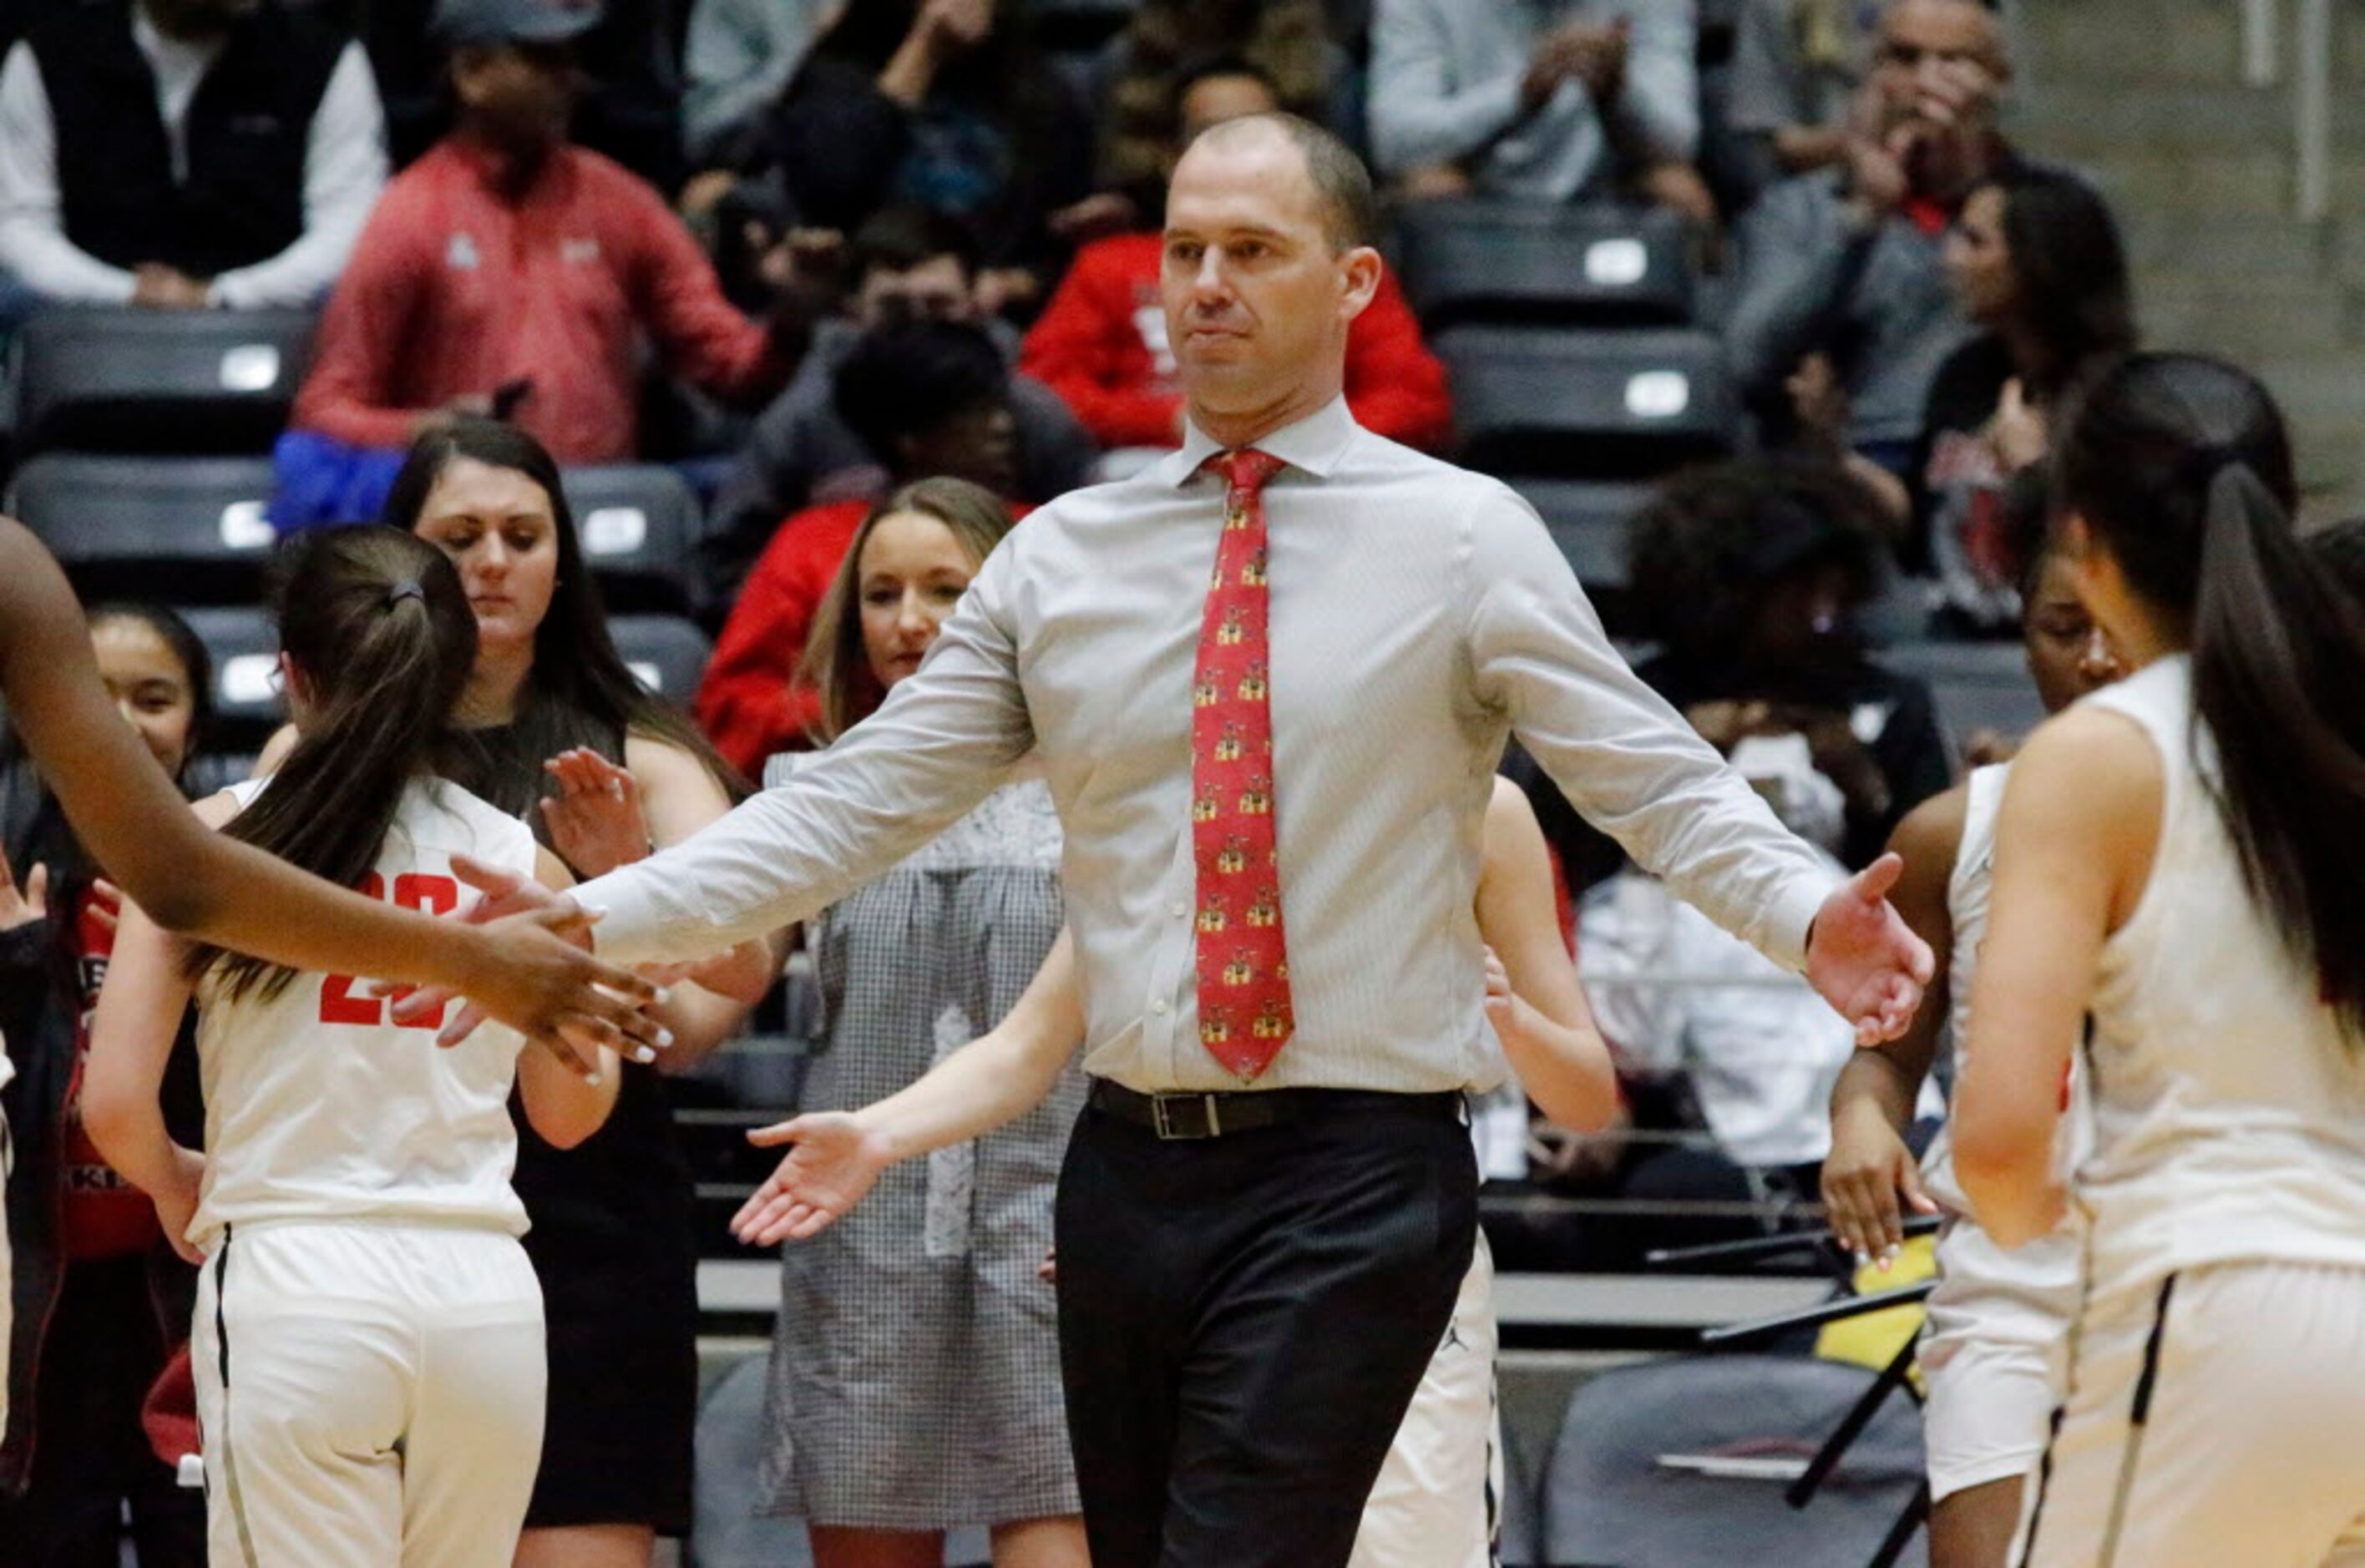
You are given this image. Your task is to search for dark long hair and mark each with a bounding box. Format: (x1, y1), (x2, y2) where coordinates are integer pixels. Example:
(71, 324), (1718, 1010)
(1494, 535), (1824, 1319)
(2054, 352), (2365, 1041)
(380, 419), (745, 796)
(190, 528), (479, 1000)
(1993, 166), (2137, 400)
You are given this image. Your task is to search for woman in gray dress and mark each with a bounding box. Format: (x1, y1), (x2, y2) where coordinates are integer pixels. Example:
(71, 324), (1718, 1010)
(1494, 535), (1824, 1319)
(760, 476), (1087, 1568)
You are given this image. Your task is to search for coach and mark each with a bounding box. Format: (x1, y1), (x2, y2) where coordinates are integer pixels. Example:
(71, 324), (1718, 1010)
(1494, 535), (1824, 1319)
(484, 112), (1931, 1567)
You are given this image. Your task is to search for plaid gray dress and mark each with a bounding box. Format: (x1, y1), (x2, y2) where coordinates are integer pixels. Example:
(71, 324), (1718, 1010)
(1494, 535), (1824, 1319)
(756, 776), (1084, 1529)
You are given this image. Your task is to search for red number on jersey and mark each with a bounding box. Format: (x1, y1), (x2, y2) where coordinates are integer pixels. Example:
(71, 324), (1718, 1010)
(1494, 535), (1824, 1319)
(390, 874), (458, 1030)
(317, 872), (463, 1029)
(317, 874), (386, 1024)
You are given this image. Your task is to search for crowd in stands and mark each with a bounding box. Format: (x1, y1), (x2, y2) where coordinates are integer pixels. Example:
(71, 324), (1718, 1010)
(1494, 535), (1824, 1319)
(0, 0), (2187, 1558)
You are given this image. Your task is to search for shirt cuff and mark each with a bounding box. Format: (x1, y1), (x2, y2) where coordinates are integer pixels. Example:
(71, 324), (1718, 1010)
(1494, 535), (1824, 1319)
(1765, 863), (1841, 974)
(575, 862), (684, 966)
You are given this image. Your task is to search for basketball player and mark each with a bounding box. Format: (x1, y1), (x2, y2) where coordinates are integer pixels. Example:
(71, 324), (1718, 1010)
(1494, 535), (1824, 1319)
(0, 516), (653, 1433)
(727, 776), (1622, 1568)
(1953, 354), (2365, 1565)
(82, 529), (622, 1567)
(1821, 501), (2123, 1568)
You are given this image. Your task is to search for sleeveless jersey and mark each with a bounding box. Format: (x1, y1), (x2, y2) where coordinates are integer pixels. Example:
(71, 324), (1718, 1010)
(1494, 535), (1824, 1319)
(1919, 764), (2089, 1254)
(2079, 655), (2365, 1299)
(188, 776), (540, 1247)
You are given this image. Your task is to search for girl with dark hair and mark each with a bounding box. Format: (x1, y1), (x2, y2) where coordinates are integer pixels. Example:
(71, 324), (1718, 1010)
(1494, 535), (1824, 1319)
(0, 603), (213, 1565)
(82, 527), (620, 1565)
(372, 417), (772, 1568)
(1922, 164), (2135, 628)
(747, 476), (1088, 1568)
(1952, 353), (2365, 1565)
(1820, 508), (2124, 1568)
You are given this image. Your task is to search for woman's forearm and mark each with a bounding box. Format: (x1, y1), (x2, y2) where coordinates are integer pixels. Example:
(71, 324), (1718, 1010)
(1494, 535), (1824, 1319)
(856, 929), (1081, 1161)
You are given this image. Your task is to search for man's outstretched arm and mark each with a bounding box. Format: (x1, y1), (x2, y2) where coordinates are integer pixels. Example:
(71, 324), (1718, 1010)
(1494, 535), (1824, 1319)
(568, 542), (1037, 965)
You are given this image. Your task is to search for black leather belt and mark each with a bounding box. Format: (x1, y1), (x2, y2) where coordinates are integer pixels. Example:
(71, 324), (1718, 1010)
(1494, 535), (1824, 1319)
(1086, 1080), (1463, 1141)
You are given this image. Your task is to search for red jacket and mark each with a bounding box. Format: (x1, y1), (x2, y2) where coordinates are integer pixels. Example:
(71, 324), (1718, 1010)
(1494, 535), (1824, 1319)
(695, 497), (1036, 776)
(292, 141), (788, 463)
(1019, 232), (1453, 453)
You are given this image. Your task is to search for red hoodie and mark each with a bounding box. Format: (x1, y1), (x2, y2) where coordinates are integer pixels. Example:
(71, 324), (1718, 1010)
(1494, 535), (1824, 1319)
(1020, 232), (1453, 453)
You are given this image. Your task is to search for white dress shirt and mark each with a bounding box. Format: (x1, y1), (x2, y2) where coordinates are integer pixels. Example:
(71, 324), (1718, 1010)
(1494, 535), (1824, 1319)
(577, 397), (1838, 1095)
(0, 21), (386, 307)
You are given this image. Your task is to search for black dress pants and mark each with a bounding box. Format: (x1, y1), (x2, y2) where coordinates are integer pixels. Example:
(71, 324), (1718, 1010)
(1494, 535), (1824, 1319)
(1054, 1089), (1478, 1568)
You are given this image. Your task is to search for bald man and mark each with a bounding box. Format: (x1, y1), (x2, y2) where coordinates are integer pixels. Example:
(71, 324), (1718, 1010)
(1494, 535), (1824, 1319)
(485, 112), (1934, 1567)
(1727, 0), (2021, 476)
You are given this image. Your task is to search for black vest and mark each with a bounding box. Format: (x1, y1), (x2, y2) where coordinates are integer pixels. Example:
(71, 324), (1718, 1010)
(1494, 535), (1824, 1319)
(28, 0), (346, 278)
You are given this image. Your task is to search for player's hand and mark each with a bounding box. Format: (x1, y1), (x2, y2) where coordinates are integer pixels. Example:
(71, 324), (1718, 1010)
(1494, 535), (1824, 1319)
(0, 853), (46, 932)
(379, 855), (670, 1071)
(1821, 1100), (1937, 1268)
(732, 1113), (896, 1245)
(84, 878), (121, 935)
(1805, 853), (1934, 1046)
(539, 747), (651, 879)
(1038, 1244), (1056, 1285)
(152, 1145), (207, 1266)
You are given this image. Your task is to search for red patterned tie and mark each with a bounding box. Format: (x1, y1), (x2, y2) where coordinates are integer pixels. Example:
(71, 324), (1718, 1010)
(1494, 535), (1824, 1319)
(1191, 448), (1294, 1080)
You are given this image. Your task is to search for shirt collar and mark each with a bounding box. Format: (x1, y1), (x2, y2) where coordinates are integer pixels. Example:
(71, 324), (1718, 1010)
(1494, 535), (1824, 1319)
(1153, 394), (1361, 489)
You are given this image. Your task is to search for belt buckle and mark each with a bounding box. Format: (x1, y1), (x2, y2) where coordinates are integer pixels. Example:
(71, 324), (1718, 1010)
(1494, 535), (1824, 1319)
(1151, 1092), (1222, 1141)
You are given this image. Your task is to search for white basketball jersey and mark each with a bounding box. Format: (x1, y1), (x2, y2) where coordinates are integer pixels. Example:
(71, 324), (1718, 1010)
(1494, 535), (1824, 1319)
(1921, 765), (2089, 1240)
(189, 776), (541, 1247)
(2079, 655), (2365, 1297)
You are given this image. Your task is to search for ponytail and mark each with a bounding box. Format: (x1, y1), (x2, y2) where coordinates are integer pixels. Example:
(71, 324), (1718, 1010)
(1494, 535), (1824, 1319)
(188, 528), (479, 1000)
(2190, 463), (2365, 1040)
(2059, 352), (2365, 1045)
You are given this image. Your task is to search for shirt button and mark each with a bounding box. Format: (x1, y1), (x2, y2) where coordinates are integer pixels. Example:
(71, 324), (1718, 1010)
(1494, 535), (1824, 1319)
(1171, 901), (1189, 919)
(1152, 999), (1169, 1015)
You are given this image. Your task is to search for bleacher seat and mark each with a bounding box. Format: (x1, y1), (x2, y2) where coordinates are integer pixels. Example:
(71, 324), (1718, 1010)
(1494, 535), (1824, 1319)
(1438, 326), (1737, 480)
(610, 614), (713, 709)
(1395, 201), (1694, 330)
(182, 604), (283, 756)
(1877, 639), (2046, 751)
(561, 466), (702, 616)
(14, 307), (316, 456)
(12, 453), (278, 604)
(1542, 1354), (1926, 1566)
(1508, 478), (1655, 595)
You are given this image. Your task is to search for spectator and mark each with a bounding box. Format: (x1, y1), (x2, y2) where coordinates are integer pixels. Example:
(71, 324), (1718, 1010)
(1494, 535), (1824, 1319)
(365, 0), (691, 190)
(1098, 0), (1337, 219)
(0, 0), (386, 311)
(1722, 0), (1884, 202)
(753, 477), (1086, 1568)
(1020, 57), (1451, 459)
(1366, 0), (1714, 222)
(703, 205), (1094, 606)
(278, 0), (801, 524)
(1626, 459), (1952, 869)
(697, 318), (1027, 776)
(0, 606), (212, 1567)
(1919, 166), (2133, 630)
(1726, 0), (2017, 482)
(766, 0), (1094, 314)
(683, 0), (834, 170)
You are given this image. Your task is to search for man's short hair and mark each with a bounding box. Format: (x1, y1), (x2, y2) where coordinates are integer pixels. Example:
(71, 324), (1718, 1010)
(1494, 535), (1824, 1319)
(848, 206), (980, 288)
(1190, 112), (1377, 253)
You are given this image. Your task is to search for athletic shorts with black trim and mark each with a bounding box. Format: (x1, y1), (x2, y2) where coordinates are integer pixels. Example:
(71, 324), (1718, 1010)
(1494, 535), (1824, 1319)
(1920, 1216), (2079, 1504)
(1350, 1230), (1502, 1568)
(2016, 1261), (2365, 1568)
(193, 1221), (545, 1568)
